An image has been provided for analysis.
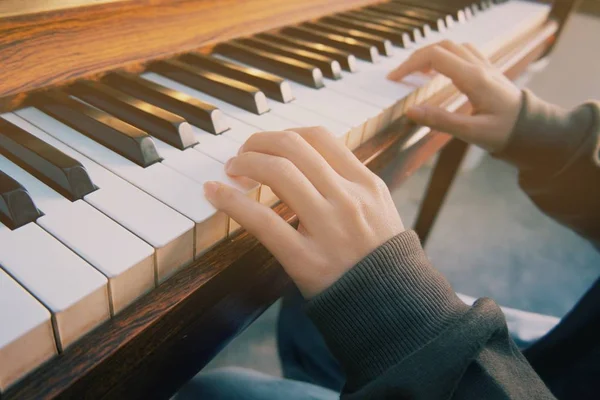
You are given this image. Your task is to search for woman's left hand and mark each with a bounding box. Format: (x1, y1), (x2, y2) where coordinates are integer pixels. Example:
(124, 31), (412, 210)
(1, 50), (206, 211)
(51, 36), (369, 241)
(204, 127), (405, 299)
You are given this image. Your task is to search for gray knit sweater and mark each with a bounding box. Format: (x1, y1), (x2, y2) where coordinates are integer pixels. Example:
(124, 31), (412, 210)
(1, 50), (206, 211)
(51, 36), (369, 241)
(306, 90), (600, 399)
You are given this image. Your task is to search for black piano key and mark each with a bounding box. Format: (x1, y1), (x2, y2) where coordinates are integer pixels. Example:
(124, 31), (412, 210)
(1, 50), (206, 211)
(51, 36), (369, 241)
(0, 169), (42, 230)
(236, 37), (342, 80)
(341, 10), (429, 41)
(69, 81), (197, 150)
(367, 4), (447, 32)
(302, 21), (394, 56)
(385, 3), (455, 28)
(0, 117), (97, 201)
(150, 59), (270, 114)
(256, 33), (357, 73)
(213, 41), (325, 89)
(280, 26), (379, 63)
(391, 0), (468, 22)
(320, 15), (412, 48)
(349, 9), (433, 35)
(34, 91), (162, 168)
(103, 72), (228, 135)
(178, 53), (294, 103)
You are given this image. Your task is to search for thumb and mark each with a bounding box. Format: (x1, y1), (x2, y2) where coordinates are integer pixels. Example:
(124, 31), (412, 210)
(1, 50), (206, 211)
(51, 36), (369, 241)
(406, 105), (476, 138)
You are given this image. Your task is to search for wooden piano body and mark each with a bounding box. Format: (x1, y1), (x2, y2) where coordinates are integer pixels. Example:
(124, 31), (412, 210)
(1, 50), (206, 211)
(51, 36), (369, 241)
(0, 0), (580, 398)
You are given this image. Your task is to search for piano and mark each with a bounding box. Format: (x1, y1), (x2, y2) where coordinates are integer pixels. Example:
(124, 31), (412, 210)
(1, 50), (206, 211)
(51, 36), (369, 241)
(0, 0), (579, 398)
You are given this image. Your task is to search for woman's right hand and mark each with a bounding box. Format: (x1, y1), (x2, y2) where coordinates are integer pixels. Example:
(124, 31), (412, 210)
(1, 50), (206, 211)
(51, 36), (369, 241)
(388, 40), (523, 152)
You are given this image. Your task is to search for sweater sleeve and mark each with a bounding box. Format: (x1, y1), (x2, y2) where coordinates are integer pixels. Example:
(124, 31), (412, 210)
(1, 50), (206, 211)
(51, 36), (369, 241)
(306, 231), (556, 399)
(493, 90), (600, 247)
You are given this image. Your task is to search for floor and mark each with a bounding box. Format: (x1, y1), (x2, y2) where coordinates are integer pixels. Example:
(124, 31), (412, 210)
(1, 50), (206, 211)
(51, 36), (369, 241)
(202, 11), (600, 379)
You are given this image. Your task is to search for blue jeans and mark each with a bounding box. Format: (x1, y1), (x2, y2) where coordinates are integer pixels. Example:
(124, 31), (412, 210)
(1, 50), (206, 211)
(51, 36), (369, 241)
(176, 285), (562, 399)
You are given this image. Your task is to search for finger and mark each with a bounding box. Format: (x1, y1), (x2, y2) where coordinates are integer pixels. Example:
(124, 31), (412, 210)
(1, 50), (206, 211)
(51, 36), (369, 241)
(406, 105), (480, 138)
(437, 40), (482, 65)
(226, 151), (328, 223)
(203, 181), (306, 266)
(285, 126), (372, 183)
(463, 43), (492, 66)
(238, 130), (343, 198)
(387, 44), (475, 93)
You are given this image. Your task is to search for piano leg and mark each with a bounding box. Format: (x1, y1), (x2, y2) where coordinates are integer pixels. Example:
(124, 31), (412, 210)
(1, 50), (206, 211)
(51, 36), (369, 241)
(413, 138), (469, 246)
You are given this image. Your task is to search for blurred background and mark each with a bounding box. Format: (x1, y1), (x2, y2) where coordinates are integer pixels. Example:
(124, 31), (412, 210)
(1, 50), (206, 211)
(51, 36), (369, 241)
(203, 2), (600, 378)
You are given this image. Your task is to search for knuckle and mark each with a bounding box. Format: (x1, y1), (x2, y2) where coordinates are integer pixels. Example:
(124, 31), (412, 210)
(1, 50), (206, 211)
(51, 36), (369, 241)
(471, 65), (489, 83)
(368, 174), (388, 195)
(439, 39), (454, 48)
(301, 126), (331, 141)
(274, 130), (304, 150)
(271, 156), (296, 178)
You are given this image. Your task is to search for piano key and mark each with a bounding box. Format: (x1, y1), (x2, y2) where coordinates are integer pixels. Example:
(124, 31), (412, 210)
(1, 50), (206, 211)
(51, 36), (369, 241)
(3, 113), (195, 283)
(34, 91), (161, 168)
(0, 220), (110, 351)
(281, 26), (380, 63)
(366, 4), (447, 32)
(150, 60), (270, 115)
(236, 37), (342, 80)
(384, 3), (457, 27)
(204, 57), (381, 147)
(178, 53), (294, 103)
(149, 136), (259, 233)
(102, 72), (229, 135)
(0, 117), (97, 201)
(0, 169), (42, 230)
(391, 0), (468, 22)
(341, 10), (427, 42)
(213, 41), (325, 89)
(143, 72), (296, 133)
(16, 107), (234, 257)
(158, 59), (367, 145)
(320, 15), (412, 48)
(257, 33), (357, 72)
(302, 21), (394, 56)
(0, 154), (155, 315)
(68, 81), (197, 150)
(220, 116), (259, 144)
(0, 268), (56, 391)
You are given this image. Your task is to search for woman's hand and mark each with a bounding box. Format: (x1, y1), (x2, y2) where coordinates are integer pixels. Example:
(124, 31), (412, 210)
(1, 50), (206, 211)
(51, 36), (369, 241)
(388, 40), (522, 152)
(204, 127), (404, 299)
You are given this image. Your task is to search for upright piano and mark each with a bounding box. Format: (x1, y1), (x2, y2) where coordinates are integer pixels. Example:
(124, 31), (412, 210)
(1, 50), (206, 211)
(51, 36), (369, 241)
(0, 0), (579, 398)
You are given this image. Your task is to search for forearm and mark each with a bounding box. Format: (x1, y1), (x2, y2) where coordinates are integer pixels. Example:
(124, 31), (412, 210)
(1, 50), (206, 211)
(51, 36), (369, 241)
(494, 90), (600, 246)
(306, 231), (556, 399)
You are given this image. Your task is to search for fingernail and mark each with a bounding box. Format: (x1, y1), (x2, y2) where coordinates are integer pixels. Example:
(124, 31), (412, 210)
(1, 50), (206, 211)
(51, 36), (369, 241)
(237, 145), (244, 155)
(225, 157), (234, 172)
(204, 181), (220, 198)
(407, 106), (425, 119)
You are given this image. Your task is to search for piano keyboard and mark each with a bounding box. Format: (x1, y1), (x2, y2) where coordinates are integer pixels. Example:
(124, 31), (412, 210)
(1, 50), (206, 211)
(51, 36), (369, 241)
(0, 0), (550, 391)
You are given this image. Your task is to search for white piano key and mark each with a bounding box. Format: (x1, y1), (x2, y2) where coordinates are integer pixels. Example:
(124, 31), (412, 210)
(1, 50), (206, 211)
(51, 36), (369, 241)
(16, 107), (230, 260)
(3, 113), (195, 283)
(191, 126), (242, 164)
(150, 136), (259, 233)
(0, 154), (155, 314)
(221, 116), (260, 144)
(0, 221), (109, 351)
(0, 268), (57, 391)
(145, 71), (361, 147)
(209, 56), (377, 147)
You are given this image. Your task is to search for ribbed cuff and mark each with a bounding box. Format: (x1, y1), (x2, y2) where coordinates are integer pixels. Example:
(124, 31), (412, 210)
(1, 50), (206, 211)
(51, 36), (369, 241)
(305, 230), (469, 390)
(494, 89), (596, 174)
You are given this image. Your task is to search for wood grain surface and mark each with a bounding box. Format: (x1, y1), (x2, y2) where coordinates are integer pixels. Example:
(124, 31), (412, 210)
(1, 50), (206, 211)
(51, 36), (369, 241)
(0, 0), (383, 111)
